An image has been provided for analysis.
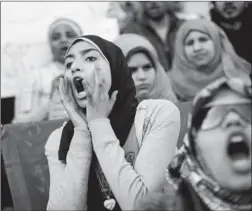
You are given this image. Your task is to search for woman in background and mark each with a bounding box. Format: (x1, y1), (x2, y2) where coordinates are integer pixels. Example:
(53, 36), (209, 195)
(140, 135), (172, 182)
(136, 77), (252, 211)
(114, 33), (177, 103)
(14, 18), (82, 123)
(170, 19), (251, 102)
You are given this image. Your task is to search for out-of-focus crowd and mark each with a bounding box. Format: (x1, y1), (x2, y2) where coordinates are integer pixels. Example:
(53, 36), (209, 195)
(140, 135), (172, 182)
(1, 1), (251, 125)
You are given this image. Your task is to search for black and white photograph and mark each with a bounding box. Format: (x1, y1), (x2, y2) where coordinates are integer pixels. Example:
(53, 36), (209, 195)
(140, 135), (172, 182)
(1, 1), (251, 211)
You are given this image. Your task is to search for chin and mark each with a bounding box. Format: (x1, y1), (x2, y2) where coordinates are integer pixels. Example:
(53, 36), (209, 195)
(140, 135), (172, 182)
(136, 93), (149, 101)
(223, 177), (251, 192)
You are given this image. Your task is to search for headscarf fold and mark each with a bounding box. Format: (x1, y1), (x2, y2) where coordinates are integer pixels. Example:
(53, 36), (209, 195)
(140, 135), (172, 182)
(170, 19), (251, 102)
(167, 77), (252, 211)
(114, 33), (178, 103)
(58, 35), (138, 211)
(48, 18), (83, 41)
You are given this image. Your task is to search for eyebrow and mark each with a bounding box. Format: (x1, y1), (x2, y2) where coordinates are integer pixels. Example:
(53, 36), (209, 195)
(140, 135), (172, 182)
(65, 48), (99, 60)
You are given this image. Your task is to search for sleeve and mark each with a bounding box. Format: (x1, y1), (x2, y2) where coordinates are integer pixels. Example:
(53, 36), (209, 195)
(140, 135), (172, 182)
(88, 101), (180, 210)
(45, 126), (93, 210)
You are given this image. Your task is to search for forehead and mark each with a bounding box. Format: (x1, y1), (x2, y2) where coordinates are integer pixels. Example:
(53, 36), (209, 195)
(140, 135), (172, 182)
(185, 30), (210, 40)
(66, 41), (98, 55)
(51, 24), (76, 34)
(128, 52), (150, 65)
(207, 88), (249, 107)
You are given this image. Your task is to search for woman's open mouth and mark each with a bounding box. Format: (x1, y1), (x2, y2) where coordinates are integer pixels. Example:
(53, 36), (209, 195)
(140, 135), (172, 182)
(227, 133), (251, 173)
(60, 46), (69, 55)
(73, 77), (86, 99)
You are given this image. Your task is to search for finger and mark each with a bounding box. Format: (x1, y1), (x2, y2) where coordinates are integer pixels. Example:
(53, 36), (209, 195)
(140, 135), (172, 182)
(93, 63), (103, 97)
(65, 75), (76, 104)
(82, 79), (92, 97)
(82, 79), (94, 106)
(64, 71), (72, 96)
(59, 78), (66, 103)
(110, 90), (118, 108)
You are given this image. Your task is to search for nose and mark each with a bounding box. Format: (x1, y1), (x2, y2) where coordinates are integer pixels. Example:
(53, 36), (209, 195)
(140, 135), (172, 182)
(222, 111), (247, 129)
(193, 41), (202, 52)
(60, 34), (68, 44)
(71, 61), (82, 74)
(136, 68), (146, 81)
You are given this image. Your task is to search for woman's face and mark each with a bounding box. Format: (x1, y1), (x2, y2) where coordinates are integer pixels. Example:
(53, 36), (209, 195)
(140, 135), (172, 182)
(195, 90), (251, 191)
(64, 41), (112, 108)
(50, 24), (79, 64)
(184, 31), (215, 68)
(128, 52), (156, 100)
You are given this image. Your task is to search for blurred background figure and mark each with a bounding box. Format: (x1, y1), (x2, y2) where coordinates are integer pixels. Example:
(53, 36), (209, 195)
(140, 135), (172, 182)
(211, 1), (252, 65)
(114, 33), (177, 103)
(169, 19), (251, 102)
(13, 18), (83, 123)
(121, 1), (182, 72)
(107, 2), (141, 34)
(136, 77), (252, 211)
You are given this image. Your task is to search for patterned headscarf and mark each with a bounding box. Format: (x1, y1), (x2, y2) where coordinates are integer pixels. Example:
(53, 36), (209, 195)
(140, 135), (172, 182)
(167, 77), (252, 211)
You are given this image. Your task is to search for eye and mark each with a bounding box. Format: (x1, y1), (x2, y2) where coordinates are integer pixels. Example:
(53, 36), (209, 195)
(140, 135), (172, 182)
(65, 62), (72, 69)
(66, 31), (78, 39)
(85, 56), (97, 62)
(186, 39), (194, 46)
(129, 67), (137, 73)
(143, 64), (153, 71)
(199, 36), (209, 42)
(51, 33), (60, 41)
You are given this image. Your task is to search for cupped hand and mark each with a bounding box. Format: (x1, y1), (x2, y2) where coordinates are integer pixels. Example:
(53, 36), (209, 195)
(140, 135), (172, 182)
(59, 72), (88, 129)
(83, 63), (118, 124)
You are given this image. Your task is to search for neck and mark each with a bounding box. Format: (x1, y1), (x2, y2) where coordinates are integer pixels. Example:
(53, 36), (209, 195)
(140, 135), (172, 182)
(149, 14), (170, 43)
(149, 14), (170, 29)
(220, 20), (242, 30)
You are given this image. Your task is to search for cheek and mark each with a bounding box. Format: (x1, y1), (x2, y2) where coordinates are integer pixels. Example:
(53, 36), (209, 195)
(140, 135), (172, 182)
(184, 46), (193, 61)
(131, 73), (138, 85)
(147, 68), (156, 83)
(99, 61), (112, 92)
(205, 42), (215, 57)
(195, 130), (226, 166)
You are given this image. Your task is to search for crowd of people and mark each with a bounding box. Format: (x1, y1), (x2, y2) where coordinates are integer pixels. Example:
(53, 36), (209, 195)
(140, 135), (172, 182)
(1, 1), (251, 211)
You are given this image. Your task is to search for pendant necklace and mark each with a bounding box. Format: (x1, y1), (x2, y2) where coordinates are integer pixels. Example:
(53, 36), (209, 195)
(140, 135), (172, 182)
(96, 168), (116, 210)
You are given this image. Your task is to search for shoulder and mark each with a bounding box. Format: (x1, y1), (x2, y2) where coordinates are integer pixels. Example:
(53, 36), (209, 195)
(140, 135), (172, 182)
(137, 99), (180, 117)
(44, 121), (66, 154)
(134, 100), (180, 139)
(122, 21), (145, 34)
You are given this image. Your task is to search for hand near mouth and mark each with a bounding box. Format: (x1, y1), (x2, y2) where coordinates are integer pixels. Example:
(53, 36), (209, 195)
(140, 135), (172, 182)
(59, 72), (88, 128)
(83, 63), (118, 124)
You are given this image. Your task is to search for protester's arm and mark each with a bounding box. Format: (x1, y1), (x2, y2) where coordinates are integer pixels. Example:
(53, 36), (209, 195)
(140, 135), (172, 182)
(45, 126), (92, 210)
(88, 100), (180, 210)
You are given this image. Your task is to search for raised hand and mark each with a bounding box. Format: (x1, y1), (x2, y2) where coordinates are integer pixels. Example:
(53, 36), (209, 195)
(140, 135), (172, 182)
(83, 63), (118, 124)
(59, 72), (88, 129)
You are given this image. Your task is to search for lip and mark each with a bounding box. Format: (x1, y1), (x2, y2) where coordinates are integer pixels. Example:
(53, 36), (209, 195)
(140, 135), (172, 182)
(193, 52), (208, 60)
(136, 84), (149, 91)
(227, 132), (251, 174)
(72, 76), (87, 100)
(59, 46), (69, 54)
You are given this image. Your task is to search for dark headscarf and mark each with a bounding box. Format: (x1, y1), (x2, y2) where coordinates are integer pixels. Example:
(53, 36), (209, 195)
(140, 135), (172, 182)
(58, 35), (138, 211)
